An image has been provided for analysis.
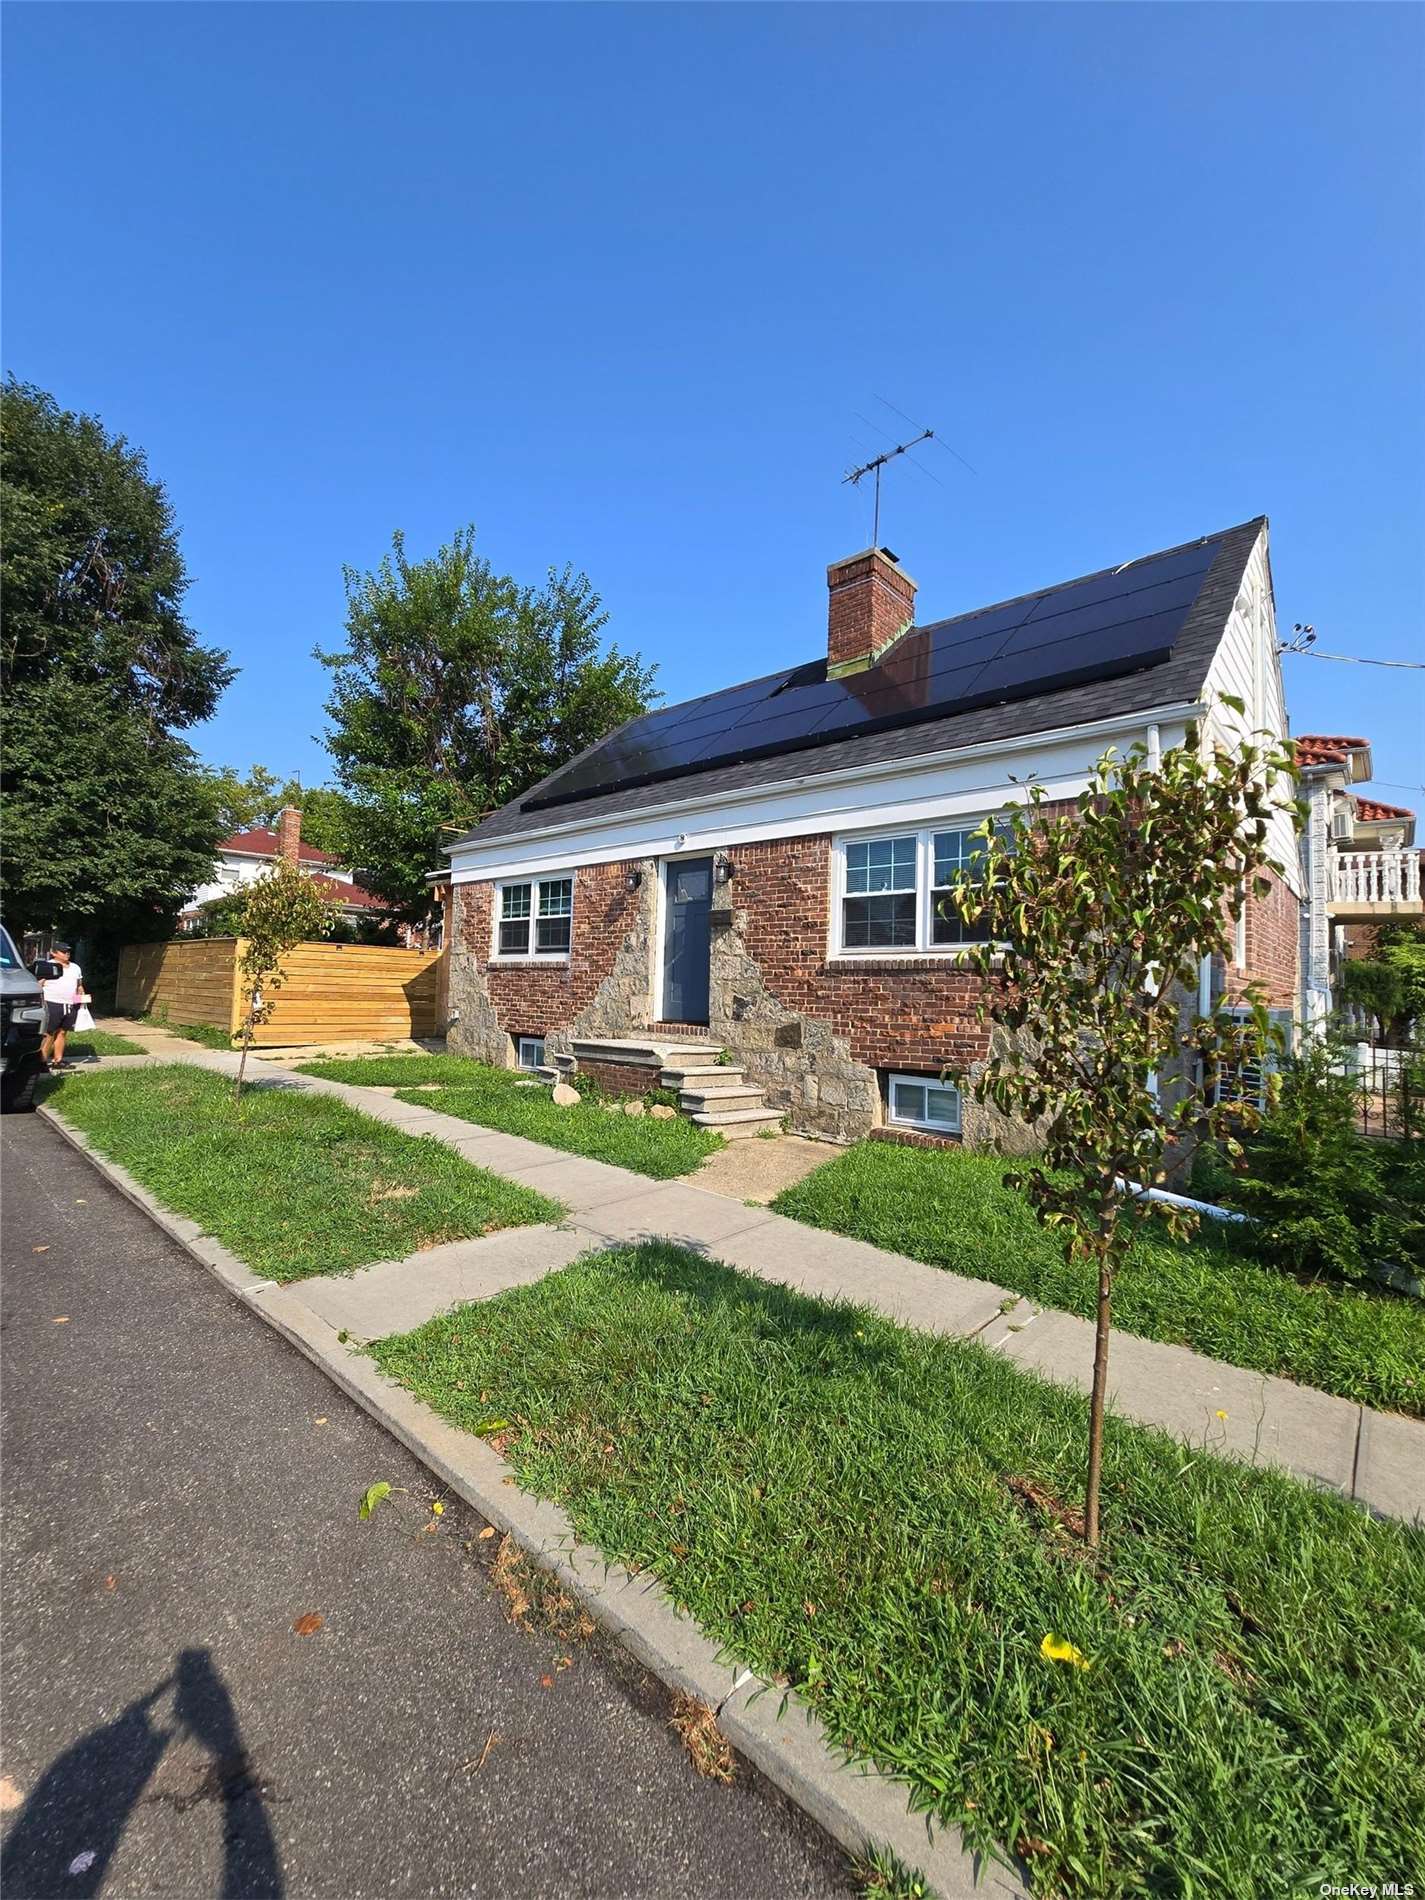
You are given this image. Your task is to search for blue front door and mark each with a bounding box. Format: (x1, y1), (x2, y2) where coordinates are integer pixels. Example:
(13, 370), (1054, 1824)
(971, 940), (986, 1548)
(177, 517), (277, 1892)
(662, 858), (713, 1023)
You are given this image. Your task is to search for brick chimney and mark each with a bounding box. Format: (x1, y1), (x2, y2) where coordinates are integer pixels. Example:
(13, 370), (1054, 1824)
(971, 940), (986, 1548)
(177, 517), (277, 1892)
(276, 806), (302, 862)
(827, 547), (917, 677)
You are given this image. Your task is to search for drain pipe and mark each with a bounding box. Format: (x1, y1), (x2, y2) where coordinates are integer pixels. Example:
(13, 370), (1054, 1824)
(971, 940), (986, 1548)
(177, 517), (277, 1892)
(1115, 1176), (1247, 1223)
(1116, 1177), (1421, 1294)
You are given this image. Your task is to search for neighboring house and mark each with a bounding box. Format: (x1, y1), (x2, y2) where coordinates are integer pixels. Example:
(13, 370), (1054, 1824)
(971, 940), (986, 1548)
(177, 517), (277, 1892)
(180, 806), (390, 930)
(441, 518), (1304, 1146)
(1293, 735), (1422, 1028)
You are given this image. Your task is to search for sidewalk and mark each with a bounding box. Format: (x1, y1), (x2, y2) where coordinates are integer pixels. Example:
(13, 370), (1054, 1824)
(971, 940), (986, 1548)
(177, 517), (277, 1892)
(79, 1019), (1425, 1525)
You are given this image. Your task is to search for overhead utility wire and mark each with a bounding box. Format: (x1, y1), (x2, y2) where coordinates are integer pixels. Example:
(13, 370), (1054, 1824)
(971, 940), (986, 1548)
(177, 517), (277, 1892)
(1286, 649), (1425, 671)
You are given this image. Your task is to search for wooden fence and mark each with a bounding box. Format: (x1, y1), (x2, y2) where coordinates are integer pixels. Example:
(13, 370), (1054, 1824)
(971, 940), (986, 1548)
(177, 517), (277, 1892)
(116, 939), (442, 1046)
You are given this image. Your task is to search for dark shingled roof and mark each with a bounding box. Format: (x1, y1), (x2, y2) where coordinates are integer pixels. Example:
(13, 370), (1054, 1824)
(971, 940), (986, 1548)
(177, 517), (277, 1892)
(452, 518), (1266, 852)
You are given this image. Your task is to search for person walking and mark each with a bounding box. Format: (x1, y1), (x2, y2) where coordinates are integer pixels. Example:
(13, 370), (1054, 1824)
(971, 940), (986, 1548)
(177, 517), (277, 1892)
(40, 944), (87, 1071)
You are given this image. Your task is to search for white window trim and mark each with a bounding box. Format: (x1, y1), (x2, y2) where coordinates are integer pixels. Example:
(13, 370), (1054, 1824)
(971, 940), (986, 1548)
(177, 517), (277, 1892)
(887, 1071), (963, 1135)
(1209, 1004), (1295, 1108)
(516, 1036), (546, 1070)
(490, 873), (575, 964)
(829, 821), (998, 960)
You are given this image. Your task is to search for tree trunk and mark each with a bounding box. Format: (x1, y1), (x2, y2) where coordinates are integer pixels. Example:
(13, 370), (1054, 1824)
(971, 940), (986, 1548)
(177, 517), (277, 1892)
(1084, 1255), (1114, 1548)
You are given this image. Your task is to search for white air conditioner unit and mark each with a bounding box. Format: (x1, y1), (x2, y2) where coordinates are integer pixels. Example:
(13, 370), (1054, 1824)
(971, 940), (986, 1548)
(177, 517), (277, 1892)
(1331, 805), (1354, 842)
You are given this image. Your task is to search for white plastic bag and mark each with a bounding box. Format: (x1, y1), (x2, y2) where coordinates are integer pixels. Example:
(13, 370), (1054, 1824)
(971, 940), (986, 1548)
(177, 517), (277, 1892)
(74, 1004), (96, 1032)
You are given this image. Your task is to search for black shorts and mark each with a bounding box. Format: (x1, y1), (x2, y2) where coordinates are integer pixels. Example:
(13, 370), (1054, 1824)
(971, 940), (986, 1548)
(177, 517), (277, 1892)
(45, 1002), (80, 1034)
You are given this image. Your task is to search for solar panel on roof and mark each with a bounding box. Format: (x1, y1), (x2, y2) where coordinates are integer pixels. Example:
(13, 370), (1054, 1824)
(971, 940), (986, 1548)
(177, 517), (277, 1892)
(520, 535), (1223, 813)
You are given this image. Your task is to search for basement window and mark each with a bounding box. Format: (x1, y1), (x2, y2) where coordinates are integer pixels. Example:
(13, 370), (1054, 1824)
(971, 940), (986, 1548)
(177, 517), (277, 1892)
(495, 876), (573, 959)
(886, 1072), (962, 1135)
(517, 1036), (546, 1071)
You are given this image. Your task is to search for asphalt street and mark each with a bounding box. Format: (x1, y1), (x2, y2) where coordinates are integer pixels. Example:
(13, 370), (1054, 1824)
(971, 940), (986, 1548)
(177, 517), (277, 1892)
(0, 1111), (854, 1900)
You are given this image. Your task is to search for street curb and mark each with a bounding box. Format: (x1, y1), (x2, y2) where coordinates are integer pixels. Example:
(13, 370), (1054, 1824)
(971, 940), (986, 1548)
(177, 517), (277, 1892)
(37, 1101), (1023, 1900)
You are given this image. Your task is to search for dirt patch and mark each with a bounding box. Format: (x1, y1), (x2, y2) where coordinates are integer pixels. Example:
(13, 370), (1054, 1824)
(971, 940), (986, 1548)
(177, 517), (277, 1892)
(694, 1134), (835, 1205)
(1006, 1474), (1087, 1542)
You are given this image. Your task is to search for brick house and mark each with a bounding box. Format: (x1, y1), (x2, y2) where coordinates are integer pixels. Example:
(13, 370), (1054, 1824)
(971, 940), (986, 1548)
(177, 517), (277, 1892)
(441, 518), (1304, 1145)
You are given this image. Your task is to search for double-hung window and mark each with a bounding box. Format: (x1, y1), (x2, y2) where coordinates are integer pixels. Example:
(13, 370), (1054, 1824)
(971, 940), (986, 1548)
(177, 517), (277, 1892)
(837, 823), (997, 955)
(842, 836), (918, 949)
(930, 828), (991, 946)
(496, 876), (573, 959)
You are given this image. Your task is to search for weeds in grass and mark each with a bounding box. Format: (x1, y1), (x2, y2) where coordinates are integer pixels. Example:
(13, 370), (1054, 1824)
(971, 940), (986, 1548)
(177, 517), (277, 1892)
(371, 1241), (1425, 1897)
(137, 1012), (235, 1051)
(854, 1846), (930, 1900)
(773, 1141), (1425, 1414)
(47, 1065), (559, 1278)
(297, 1053), (722, 1178)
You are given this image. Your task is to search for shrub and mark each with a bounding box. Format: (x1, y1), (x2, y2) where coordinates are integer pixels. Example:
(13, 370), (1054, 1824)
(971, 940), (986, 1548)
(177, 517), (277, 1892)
(1217, 1035), (1423, 1278)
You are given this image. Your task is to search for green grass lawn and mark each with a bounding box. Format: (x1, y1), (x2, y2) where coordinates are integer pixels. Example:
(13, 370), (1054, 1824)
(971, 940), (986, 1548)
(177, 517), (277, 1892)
(135, 1014), (236, 1051)
(67, 1028), (146, 1057)
(771, 1142), (1425, 1417)
(297, 1053), (724, 1179)
(370, 1243), (1425, 1898)
(47, 1065), (560, 1279)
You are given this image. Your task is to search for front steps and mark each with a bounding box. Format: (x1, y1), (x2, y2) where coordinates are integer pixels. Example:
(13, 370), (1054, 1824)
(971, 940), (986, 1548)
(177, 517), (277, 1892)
(559, 1036), (784, 1139)
(657, 1054), (783, 1139)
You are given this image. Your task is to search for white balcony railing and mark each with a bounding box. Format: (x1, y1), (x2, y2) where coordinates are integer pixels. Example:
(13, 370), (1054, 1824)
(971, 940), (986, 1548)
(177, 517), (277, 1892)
(1330, 848), (1422, 909)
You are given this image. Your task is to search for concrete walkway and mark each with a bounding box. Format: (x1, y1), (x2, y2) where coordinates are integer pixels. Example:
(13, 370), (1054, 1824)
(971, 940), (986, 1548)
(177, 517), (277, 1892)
(76, 1020), (1425, 1524)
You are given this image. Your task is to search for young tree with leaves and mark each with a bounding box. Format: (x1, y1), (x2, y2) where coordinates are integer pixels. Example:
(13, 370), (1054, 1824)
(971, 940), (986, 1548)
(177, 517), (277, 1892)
(948, 710), (1299, 1545)
(316, 527), (656, 921)
(1, 378), (233, 958)
(233, 857), (334, 1101)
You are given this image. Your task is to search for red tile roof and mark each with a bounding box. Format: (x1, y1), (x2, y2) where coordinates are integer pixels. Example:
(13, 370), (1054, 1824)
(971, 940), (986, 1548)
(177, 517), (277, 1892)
(217, 827), (339, 866)
(1294, 734), (1371, 768)
(1353, 796), (1415, 823)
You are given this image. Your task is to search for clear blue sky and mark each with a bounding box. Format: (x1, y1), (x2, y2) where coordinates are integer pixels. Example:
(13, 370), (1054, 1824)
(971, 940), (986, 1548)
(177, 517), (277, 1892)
(5, 3), (1422, 804)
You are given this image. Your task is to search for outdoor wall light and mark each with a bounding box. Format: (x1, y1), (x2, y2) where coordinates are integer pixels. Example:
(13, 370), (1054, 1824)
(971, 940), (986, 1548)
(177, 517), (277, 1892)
(625, 869), (643, 892)
(715, 854), (735, 885)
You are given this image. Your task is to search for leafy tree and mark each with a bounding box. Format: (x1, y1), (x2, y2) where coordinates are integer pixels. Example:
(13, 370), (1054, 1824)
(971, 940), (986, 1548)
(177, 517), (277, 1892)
(205, 765), (356, 861)
(948, 712), (1299, 1546)
(206, 764), (284, 838)
(317, 527), (656, 920)
(1338, 956), (1410, 1044)
(1, 379), (233, 956)
(185, 890), (249, 939)
(233, 857), (334, 1100)
(1376, 920), (1425, 1037)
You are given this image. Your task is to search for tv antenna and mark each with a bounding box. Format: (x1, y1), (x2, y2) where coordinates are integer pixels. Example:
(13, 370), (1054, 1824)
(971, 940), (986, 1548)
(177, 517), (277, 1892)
(842, 430), (933, 546)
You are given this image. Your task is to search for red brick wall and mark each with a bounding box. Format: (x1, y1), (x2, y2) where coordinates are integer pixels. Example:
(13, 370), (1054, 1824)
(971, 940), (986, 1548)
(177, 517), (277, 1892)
(827, 550), (916, 671)
(576, 1058), (659, 1095)
(731, 833), (992, 1073)
(1223, 864), (1299, 1013)
(455, 860), (644, 1047)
